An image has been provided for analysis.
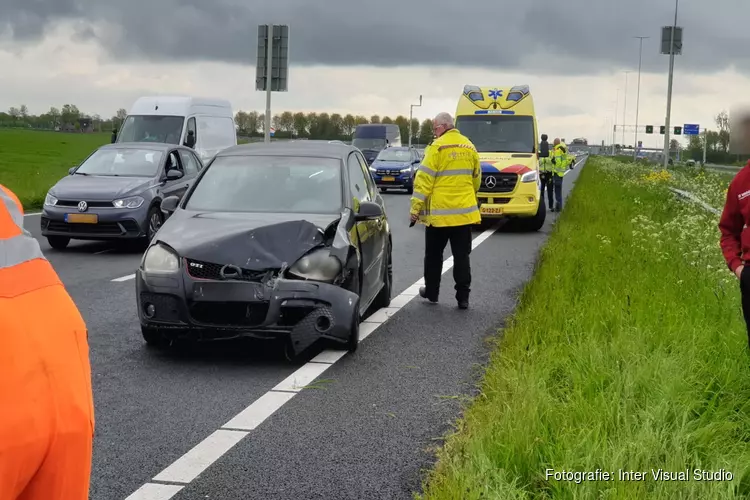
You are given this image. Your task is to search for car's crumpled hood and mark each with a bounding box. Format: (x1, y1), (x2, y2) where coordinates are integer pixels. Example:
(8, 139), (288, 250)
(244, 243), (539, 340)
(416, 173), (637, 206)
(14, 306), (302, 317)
(155, 209), (355, 271)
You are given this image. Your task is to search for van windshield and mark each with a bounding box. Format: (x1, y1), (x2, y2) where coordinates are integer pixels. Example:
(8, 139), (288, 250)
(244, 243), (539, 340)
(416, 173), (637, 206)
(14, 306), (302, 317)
(352, 138), (387, 151)
(117, 115), (184, 144)
(455, 115), (535, 153)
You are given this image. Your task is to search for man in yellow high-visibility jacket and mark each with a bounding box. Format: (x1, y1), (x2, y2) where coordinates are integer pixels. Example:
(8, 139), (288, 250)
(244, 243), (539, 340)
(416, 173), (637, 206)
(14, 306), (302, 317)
(410, 112), (481, 309)
(550, 138), (572, 212)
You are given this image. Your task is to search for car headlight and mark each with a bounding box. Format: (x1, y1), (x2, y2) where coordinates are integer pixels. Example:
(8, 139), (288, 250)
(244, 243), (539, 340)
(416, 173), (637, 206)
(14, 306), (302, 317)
(142, 243), (179, 273)
(288, 248), (342, 282)
(44, 193), (58, 206)
(401, 167), (412, 173)
(369, 167), (376, 173)
(521, 170), (538, 183)
(113, 196), (145, 209)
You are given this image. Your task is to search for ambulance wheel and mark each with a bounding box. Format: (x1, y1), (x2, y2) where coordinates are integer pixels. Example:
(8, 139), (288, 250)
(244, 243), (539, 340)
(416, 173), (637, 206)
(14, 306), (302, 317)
(510, 198), (546, 232)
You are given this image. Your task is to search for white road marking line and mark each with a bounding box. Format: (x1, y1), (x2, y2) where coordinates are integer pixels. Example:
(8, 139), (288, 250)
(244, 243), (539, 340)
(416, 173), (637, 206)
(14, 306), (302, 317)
(271, 361), (334, 393)
(126, 224), (499, 497)
(23, 212), (41, 217)
(94, 248), (112, 255)
(222, 391), (296, 431)
(112, 273), (136, 282)
(124, 483), (184, 500)
(152, 429), (249, 484)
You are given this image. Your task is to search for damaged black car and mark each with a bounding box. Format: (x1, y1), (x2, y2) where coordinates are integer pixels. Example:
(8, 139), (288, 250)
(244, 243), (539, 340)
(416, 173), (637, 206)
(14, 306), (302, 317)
(135, 141), (393, 357)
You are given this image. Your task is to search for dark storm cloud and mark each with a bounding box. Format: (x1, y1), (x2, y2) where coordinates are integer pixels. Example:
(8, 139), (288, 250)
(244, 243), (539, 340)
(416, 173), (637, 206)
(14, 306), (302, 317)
(1, 0), (748, 75)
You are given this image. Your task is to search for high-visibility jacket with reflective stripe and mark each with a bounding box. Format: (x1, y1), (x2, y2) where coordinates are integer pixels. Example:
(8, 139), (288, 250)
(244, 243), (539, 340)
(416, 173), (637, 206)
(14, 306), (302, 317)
(551, 143), (569, 176)
(410, 128), (482, 227)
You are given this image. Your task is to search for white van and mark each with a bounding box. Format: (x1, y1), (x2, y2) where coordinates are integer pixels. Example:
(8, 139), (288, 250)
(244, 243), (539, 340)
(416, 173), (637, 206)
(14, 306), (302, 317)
(116, 96), (237, 163)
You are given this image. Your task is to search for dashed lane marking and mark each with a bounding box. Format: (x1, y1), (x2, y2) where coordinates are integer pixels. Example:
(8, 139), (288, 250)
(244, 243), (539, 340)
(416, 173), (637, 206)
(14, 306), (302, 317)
(123, 224), (500, 499)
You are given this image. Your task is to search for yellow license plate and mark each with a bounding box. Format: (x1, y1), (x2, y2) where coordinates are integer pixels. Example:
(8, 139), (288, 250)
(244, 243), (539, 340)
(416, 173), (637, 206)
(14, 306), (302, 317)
(480, 206), (503, 215)
(381, 176), (395, 182)
(65, 213), (98, 224)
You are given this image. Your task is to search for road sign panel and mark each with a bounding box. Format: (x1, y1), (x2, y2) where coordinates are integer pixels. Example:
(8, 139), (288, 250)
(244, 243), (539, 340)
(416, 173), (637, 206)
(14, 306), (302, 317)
(256, 24), (290, 92)
(683, 124), (699, 135)
(660, 125), (666, 134)
(660, 26), (683, 55)
(270, 127), (275, 137)
(645, 125), (653, 134)
(674, 126), (682, 135)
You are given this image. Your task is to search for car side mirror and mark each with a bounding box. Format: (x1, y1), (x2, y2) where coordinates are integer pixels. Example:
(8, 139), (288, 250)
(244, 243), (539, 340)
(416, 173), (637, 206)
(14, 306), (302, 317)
(166, 169), (184, 181)
(354, 200), (383, 221)
(160, 196), (180, 214)
(68, 167), (77, 175)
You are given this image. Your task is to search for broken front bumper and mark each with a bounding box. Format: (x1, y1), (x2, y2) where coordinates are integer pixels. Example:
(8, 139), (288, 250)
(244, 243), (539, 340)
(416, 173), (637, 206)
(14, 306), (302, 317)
(135, 269), (359, 354)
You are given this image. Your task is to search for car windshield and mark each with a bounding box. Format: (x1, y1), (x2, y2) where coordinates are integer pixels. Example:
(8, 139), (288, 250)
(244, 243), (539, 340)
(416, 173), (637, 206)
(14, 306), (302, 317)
(376, 149), (411, 162)
(117, 115), (185, 144)
(75, 148), (163, 177)
(455, 115), (535, 153)
(352, 138), (386, 151)
(185, 155), (343, 214)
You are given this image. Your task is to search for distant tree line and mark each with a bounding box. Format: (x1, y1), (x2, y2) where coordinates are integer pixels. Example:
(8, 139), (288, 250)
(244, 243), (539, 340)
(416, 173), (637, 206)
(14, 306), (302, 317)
(682, 110), (749, 164)
(0, 104), (435, 145)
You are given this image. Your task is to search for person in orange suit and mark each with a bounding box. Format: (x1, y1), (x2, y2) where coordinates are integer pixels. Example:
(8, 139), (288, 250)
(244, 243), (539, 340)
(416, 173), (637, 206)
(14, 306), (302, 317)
(0, 184), (94, 500)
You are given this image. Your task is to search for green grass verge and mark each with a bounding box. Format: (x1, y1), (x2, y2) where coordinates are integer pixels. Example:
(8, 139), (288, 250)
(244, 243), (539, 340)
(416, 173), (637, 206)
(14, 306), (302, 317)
(420, 156), (750, 499)
(0, 129), (111, 210)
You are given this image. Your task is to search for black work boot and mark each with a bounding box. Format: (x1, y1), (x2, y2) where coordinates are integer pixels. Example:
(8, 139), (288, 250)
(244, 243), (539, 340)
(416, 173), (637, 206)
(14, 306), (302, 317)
(457, 299), (469, 310)
(419, 286), (438, 303)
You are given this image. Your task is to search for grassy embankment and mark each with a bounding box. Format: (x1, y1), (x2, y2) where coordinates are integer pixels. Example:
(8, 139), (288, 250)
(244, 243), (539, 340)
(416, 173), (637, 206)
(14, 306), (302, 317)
(0, 129), (111, 209)
(421, 156), (750, 499)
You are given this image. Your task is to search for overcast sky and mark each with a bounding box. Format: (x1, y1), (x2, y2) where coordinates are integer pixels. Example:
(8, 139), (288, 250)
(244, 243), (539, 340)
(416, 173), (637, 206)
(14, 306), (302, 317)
(1, 0), (747, 145)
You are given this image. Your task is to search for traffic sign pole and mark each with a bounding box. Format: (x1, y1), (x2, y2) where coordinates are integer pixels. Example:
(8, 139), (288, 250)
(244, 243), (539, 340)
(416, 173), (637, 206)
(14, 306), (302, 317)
(264, 28), (273, 144)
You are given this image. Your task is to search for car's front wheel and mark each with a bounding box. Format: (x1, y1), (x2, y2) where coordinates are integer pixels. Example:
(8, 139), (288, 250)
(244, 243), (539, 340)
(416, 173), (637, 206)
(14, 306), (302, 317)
(346, 297), (361, 352)
(372, 240), (392, 309)
(47, 236), (70, 250)
(141, 325), (169, 348)
(146, 205), (163, 241)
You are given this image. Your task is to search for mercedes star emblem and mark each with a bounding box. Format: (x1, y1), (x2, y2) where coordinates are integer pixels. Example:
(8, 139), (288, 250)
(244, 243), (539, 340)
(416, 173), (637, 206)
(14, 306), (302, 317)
(484, 176), (497, 188)
(77, 201), (88, 212)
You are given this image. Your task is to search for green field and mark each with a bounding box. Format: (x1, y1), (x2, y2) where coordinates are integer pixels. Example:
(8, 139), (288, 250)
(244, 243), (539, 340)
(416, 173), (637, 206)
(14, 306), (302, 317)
(421, 157), (750, 499)
(0, 129), (111, 210)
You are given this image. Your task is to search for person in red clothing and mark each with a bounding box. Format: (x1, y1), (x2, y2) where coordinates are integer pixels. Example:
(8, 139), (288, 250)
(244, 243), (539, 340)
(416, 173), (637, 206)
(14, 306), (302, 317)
(719, 161), (750, 347)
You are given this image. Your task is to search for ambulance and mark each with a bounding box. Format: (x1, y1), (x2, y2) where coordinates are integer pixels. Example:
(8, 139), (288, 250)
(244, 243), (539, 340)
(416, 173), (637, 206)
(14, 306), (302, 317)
(455, 85), (545, 231)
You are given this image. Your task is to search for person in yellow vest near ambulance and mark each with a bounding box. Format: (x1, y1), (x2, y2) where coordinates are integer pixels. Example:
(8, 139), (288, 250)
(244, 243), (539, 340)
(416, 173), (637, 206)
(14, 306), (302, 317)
(550, 138), (572, 212)
(409, 112), (481, 309)
(538, 134), (553, 210)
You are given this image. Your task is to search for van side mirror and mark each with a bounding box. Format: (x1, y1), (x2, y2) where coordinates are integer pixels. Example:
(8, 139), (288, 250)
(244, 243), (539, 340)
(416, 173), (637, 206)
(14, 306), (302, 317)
(184, 132), (196, 148)
(68, 167), (77, 175)
(161, 196), (180, 214)
(354, 201), (383, 221)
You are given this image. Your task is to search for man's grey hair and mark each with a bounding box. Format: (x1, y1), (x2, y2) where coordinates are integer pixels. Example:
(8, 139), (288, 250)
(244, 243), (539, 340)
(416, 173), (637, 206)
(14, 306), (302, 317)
(433, 112), (454, 128)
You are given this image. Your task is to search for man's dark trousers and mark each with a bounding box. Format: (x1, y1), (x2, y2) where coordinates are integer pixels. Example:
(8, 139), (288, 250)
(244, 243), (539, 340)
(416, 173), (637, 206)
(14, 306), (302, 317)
(423, 224), (473, 302)
(740, 267), (750, 348)
(540, 172), (553, 209)
(553, 174), (564, 210)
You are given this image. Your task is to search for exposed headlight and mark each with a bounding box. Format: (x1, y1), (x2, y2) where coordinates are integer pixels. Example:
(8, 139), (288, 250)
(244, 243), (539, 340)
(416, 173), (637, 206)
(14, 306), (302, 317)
(369, 167), (376, 172)
(521, 170), (538, 183)
(44, 193), (58, 206)
(400, 166), (412, 173)
(142, 243), (179, 273)
(288, 248), (342, 283)
(113, 196), (145, 209)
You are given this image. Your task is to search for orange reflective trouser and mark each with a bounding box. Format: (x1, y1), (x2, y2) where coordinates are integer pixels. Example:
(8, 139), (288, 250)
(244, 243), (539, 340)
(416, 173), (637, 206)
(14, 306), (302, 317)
(0, 185), (94, 500)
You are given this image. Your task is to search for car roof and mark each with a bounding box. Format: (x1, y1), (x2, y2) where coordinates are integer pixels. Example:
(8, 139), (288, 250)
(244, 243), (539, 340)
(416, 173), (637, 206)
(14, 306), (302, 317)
(217, 141), (356, 159)
(98, 142), (178, 152)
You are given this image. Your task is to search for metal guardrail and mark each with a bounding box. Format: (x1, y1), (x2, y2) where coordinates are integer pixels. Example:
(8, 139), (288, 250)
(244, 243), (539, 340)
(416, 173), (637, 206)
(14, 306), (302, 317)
(668, 187), (721, 215)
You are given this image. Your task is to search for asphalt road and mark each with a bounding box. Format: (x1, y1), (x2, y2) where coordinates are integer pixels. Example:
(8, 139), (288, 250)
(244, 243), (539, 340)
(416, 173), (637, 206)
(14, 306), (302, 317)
(22, 158), (586, 500)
